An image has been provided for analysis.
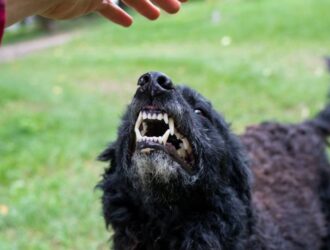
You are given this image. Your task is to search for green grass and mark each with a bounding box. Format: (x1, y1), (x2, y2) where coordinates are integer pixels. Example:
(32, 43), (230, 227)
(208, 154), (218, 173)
(0, 0), (330, 249)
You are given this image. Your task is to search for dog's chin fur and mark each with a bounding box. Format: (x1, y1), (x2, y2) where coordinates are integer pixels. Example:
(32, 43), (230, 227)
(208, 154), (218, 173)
(131, 151), (181, 185)
(129, 151), (198, 199)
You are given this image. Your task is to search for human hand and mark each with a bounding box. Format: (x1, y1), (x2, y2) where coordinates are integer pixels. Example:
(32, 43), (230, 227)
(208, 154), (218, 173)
(40, 0), (187, 27)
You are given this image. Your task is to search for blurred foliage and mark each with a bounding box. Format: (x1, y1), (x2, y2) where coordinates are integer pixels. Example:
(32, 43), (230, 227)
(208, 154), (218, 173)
(0, 0), (330, 249)
(3, 15), (99, 45)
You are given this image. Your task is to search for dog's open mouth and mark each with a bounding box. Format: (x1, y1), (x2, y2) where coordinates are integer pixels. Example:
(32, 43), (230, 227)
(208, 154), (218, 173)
(134, 106), (195, 172)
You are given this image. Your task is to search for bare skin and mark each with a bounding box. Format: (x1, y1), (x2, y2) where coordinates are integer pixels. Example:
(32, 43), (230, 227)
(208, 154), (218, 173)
(6, 0), (187, 27)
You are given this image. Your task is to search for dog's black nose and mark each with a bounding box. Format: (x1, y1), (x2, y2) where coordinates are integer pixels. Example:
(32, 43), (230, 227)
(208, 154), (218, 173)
(138, 72), (174, 97)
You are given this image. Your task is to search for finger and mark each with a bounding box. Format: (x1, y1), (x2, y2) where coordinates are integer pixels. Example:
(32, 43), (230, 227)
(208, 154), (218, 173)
(99, 3), (133, 27)
(123, 0), (160, 20)
(151, 0), (181, 14)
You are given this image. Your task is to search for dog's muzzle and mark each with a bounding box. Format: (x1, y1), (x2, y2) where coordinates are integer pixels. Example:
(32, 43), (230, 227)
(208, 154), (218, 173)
(133, 72), (195, 172)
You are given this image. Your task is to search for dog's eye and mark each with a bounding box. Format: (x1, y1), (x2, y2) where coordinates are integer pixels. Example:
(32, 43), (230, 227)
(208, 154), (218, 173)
(195, 108), (210, 120)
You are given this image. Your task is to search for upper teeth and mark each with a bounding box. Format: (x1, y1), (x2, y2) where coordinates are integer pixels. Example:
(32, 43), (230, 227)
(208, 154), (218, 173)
(169, 118), (174, 135)
(134, 110), (192, 157)
(164, 113), (168, 124)
(135, 110), (170, 144)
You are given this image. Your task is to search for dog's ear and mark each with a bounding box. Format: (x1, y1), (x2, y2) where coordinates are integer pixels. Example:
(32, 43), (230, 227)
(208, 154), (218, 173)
(225, 134), (251, 202)
(98, 142), (116, 162)
(212, 111), (251, 202)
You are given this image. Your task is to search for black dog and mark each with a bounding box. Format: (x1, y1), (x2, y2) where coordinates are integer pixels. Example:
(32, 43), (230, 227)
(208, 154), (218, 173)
(98, 72), (330, 250)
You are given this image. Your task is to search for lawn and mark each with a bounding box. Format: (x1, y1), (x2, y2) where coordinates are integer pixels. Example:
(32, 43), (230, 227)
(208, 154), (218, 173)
(0, 0), (330, 249)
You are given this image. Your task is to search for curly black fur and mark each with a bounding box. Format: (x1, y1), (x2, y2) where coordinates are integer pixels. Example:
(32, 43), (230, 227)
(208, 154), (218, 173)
(98, 72), (330, 250)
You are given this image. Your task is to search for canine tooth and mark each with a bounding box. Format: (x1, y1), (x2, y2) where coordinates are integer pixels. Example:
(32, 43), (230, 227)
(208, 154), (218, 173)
(181, 138), (192, 154)
(164, 113), (168, 124)
(152, 113), (157, 119)
(162, 130), (170, 145)
(182, 138), (190, 150)
(157, 113), (163, 120)
(142, 112), (148, 120)
(135, 112), (143, 129)
(135, 128), (142, 141)
(181, 142), (191, 154)
(175, 130), (183, 139)
(147, 113), (152, 119)
(169, 118), (174, 135)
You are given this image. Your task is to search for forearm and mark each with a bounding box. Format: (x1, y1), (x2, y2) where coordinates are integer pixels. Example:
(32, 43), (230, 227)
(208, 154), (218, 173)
(6, 0), (58, 27)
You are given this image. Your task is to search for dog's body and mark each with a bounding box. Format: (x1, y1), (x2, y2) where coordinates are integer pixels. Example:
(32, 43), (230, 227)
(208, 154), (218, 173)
(98, 72), (330, 250)
(242, 122), (330, 249)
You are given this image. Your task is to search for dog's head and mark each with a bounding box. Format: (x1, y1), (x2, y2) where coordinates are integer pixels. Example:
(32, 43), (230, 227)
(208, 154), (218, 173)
(99, 72), (250, 202)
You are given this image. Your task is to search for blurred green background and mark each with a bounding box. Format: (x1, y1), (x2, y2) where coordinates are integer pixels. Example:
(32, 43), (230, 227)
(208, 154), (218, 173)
(0, 0), (329, 249)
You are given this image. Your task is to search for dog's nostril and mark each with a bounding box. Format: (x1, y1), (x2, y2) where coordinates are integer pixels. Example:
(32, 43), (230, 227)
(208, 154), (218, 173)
(157, 76), (167, 86)
(138, 74), (151, 87)
(156, 75), (173, 90)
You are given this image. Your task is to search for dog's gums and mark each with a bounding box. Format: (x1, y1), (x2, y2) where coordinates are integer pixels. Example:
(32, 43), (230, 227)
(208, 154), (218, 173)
(134, 106), (194, 171)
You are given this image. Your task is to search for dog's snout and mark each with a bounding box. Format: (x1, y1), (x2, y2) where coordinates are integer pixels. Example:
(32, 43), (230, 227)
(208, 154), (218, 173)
(138, 72), (174, 97)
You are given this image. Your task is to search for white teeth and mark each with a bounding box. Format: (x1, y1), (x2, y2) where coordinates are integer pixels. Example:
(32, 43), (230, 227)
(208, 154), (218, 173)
(182, 138), (190, 150)
(162, 130), (171, 145)
(175, 130), (183, 139)
(141, 111), (169, 123)
(169, 118), (174, 135)
(135, 112), (143, 129)
(136, 110), (193, 159)
(164, 113), (168, 124)
(181, 138), (192, 154)
(135, 128), (142, 141)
